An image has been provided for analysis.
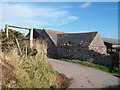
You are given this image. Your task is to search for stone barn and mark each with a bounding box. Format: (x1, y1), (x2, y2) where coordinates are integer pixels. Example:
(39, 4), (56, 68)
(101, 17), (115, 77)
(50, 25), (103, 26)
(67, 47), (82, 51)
(33, 29), (106, 57)
(102, 38), (120, 54)
(57, 32), (106, 55)
(32, 29), (111, 66)
(33, 28), (63, 57)
(57, 32), (111, 66)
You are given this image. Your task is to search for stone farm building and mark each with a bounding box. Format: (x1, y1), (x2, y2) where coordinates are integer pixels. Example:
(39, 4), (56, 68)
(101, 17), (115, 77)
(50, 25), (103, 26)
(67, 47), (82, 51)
(33, 28), (64, 57)
(33, 28), (111, 66)
(102, 38), (120, 54)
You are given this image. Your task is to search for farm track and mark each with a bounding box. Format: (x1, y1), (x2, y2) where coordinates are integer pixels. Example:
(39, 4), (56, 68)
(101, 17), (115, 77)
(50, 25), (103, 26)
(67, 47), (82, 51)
(49, 59), (120, 88)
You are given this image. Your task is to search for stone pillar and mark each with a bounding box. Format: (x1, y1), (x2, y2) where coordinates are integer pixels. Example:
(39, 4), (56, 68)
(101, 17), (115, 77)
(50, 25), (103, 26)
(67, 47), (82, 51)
(30, 28), (33, 48)
(5, 24), (9, 38)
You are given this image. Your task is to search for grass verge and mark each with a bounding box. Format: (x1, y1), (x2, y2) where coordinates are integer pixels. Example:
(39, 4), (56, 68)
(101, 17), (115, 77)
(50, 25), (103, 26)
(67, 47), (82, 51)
(61, 59), (120, 74)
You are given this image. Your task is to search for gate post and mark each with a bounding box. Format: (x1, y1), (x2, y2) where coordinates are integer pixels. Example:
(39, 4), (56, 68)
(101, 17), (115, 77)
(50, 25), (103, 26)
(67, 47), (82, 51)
(30, 28), (33, 48)
(5, 24), (9, 38)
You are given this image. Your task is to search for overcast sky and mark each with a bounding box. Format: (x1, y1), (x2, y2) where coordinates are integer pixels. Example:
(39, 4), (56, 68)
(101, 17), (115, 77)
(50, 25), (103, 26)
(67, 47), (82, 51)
(1, 2), (118, 39)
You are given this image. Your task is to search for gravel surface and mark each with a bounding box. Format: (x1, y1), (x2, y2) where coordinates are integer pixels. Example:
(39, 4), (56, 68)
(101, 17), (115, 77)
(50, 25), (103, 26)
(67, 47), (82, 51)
(49, 59), (119, 88)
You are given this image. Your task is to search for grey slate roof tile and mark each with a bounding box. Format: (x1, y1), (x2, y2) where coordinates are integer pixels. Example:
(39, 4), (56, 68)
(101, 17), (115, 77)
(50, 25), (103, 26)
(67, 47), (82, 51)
(57, 32), (98, 47)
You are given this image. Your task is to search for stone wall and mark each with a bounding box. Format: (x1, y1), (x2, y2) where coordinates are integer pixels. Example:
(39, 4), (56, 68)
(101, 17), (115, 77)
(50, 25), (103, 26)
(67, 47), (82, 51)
(89, 33), (107, 54)
(57, 46), (112, 66)
(35, 30), (57, 58)
(89, 45), (106, 54)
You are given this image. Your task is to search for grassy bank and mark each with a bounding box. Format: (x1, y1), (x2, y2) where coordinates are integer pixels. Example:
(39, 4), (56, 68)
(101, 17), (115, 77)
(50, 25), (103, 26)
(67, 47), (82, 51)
(1, 42), (57, 88)
(61, 59), (119, 74)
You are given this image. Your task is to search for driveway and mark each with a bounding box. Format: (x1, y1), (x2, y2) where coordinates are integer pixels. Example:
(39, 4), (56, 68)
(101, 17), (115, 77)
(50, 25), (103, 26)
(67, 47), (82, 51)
(49, 59), (119, 88)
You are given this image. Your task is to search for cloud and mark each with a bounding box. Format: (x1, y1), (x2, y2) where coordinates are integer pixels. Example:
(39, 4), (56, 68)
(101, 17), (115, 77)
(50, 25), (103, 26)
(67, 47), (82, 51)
(80, 2), (91, 8)
(1, 3), (78, 30)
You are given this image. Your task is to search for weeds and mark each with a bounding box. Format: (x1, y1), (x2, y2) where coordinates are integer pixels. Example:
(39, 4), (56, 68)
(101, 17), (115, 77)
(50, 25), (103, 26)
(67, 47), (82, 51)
(1, 41), (57, 88)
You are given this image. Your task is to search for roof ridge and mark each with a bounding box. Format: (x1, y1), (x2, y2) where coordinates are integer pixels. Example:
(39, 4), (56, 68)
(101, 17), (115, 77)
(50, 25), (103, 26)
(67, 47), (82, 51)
(44, 29), (64, 33)
(64, 31), (98, 34)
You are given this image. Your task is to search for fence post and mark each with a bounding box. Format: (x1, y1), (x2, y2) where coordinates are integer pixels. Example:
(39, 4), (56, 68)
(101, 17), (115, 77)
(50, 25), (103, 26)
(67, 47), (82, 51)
(26, 44), (27, 59)
(15, 37), (22, 55)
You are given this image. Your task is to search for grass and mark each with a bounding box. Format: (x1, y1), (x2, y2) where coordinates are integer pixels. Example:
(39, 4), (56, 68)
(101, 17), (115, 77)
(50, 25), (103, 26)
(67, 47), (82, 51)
(61, 59), (119, 74)
(1, 41), (58, 88)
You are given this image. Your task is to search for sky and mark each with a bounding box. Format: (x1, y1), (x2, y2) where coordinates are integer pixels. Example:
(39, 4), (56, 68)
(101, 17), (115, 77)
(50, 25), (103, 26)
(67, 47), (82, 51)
(1, 2), (118, 39)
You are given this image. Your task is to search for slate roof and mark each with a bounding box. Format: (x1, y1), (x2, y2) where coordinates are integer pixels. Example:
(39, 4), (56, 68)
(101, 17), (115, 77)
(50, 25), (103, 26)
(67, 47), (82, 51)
(57, 32), (98, 47)
(44, 29), (64, 45)
(102, 38), (119, 45)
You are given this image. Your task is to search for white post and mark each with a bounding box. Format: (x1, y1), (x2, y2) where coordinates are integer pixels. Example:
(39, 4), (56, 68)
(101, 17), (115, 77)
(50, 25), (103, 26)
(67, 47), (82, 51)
(30, 28), (33, 48)
(5, 24), (9, 38)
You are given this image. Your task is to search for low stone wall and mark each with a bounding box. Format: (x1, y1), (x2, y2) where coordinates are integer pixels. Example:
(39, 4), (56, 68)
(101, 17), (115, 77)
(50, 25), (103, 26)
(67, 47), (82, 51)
(57, 46), (112, 66)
